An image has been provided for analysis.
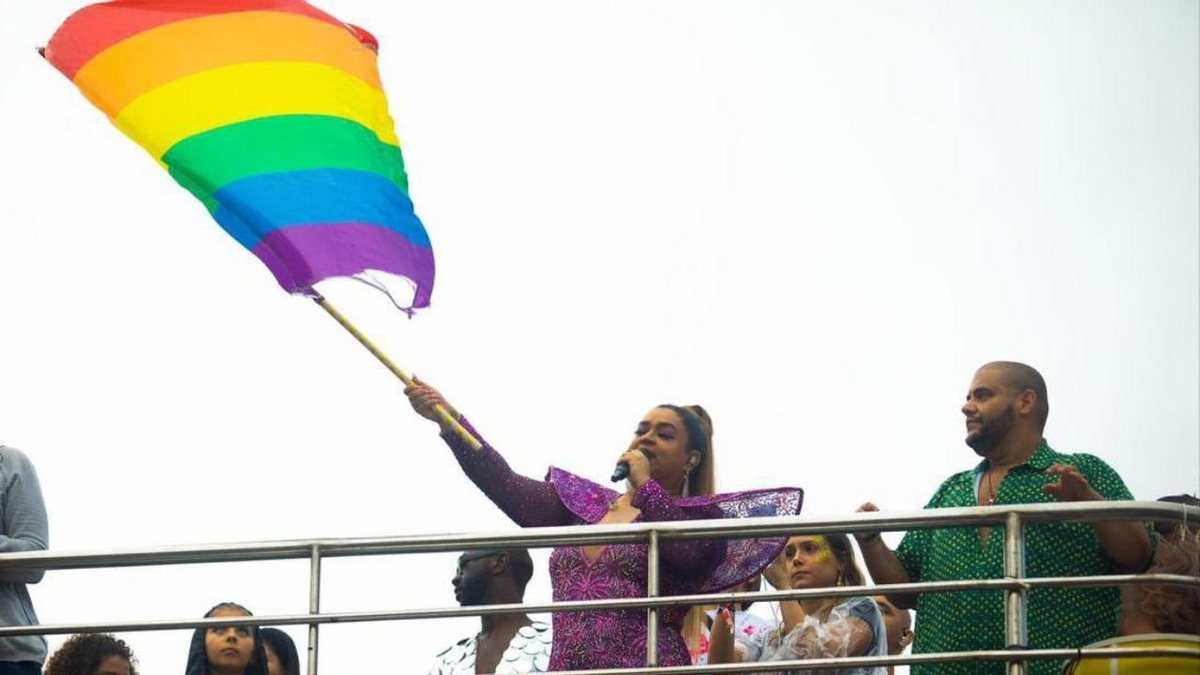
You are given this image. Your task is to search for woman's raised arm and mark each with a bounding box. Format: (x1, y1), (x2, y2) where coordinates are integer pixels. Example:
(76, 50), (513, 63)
(406, 379), (573, 528)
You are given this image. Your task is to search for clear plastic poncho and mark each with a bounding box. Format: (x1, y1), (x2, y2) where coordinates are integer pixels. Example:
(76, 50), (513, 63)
(740, 596), (888, 675)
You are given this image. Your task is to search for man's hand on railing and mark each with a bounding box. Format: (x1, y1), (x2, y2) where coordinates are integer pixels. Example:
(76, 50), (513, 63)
(852, 501), (920, 610)
(853, 502), (883, 545)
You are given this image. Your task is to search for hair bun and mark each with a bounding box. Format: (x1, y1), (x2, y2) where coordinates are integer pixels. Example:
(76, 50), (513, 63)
(686, 405), (713, 436)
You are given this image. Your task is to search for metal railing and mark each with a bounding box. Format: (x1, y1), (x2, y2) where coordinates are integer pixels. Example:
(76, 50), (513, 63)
(1, 501), (1198, 674)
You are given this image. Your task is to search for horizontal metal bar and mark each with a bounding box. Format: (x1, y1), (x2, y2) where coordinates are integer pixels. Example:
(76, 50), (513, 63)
(2, 572), (1195, 638)
(535, 646), (1200, 674)
(0, 502), (1194, 571)
(2, 612), (1193, 669)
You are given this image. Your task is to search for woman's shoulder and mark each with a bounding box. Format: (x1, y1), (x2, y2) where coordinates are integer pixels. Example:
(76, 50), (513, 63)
(834, 596), (883, 620)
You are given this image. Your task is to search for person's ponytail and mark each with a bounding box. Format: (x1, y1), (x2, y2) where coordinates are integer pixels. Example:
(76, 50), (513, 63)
(684, 404), (715, 496)
(662, 404), (717, 658)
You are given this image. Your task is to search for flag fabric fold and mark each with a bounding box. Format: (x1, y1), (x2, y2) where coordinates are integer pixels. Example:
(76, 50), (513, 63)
(45, 0), (434, 310)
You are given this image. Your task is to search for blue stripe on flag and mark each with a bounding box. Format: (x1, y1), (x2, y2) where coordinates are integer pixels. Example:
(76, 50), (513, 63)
(211, 168), (431, 249)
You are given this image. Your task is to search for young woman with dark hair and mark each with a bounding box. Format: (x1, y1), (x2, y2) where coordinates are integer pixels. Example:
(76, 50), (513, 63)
(183, 603), (268, 675)
(709, 534), (887, 674)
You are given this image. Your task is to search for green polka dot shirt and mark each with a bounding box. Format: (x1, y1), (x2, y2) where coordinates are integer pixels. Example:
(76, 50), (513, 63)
(896, 442), (1139, 675)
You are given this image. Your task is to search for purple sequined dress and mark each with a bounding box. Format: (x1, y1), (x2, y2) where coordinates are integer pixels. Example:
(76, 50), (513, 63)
(442, 421), (804, 671)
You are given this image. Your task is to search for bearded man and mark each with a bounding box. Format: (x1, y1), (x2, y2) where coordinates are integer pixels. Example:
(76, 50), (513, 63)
(855, 361), (1152, 675)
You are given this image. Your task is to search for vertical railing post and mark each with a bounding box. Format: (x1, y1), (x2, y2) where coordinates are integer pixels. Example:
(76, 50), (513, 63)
(646, 529), (660, 666)
(307, 544), (322, 675)
(1003, 511), (1027, 675)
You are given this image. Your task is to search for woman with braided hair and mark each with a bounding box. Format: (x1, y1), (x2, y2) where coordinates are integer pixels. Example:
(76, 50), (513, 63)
(183, 603), (268, 675)
(404, 379), (804, 671)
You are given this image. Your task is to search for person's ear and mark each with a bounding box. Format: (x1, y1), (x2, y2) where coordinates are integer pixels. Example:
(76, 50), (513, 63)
(686, 450), (701, 471)
(899, 627), (914, 650)
(1015, 389), (1037, 417)
(491, 552), (508, 575)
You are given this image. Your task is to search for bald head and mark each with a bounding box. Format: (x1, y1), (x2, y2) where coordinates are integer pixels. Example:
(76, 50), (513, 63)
(874, 595), (914, 655)
(978, 361), (1049, 430)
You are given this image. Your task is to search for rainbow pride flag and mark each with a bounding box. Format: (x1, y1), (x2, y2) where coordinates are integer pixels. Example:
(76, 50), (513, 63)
(44, 0), (434, 310)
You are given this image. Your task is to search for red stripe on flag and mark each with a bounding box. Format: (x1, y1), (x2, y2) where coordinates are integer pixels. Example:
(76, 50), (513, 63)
(45, 0), (349, 79)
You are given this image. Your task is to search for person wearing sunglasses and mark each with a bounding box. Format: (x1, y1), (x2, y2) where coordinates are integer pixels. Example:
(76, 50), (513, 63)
(428, 549), (551, 674)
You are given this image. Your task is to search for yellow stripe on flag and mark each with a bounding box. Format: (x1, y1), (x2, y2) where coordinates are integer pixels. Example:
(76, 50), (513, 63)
(115, 61), (400, 160)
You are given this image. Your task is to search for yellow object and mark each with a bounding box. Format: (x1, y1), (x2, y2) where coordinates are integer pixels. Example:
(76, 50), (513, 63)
(76, 11), (382, 117)
(314, 296), (483, 451)
(1063, 634), (1200, 675)
(116, 61), (398, 160)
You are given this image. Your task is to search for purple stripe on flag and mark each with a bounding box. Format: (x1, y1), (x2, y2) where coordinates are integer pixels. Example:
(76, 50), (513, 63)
(251, 222), (434, 308)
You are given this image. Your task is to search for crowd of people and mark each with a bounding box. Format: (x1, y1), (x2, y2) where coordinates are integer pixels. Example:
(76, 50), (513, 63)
(15, 602), (302, 675)
(409, 361), (1197, 674)
(2, 361), (1198, 673)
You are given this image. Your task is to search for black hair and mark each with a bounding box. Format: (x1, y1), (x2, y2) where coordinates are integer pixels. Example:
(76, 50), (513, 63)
(502, 548), (535, 592)
(184, 602), (269, 675)
(1155, 494), (1200, 535)
(260, 628), (301, 675)
(44, 633), (138, 675)
(204, 602), (252, 619)
(461, 549), (535, 593)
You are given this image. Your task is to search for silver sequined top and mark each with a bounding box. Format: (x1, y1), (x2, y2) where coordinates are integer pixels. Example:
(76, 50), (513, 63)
(428, 621), (553, 674)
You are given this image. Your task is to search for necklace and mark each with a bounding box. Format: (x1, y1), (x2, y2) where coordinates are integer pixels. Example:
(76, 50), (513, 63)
(983, 470), (998, 505)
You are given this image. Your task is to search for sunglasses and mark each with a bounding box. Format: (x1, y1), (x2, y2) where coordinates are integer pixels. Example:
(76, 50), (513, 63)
(455, 551), (499, 573)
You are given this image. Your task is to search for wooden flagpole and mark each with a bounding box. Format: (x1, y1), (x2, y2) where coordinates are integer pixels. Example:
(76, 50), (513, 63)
(312, 295), (483, 451)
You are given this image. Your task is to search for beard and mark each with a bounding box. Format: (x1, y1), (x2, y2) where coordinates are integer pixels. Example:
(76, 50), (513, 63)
(966, 404), (1016, 455)
(456, 574), (489, 607)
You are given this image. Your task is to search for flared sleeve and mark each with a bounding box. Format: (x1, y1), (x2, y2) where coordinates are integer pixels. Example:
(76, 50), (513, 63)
(547, 468), (804, 593)
(631, 479), (726, 579)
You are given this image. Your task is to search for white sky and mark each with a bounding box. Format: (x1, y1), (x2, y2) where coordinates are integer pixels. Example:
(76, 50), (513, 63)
(1, 0), (1197, 672)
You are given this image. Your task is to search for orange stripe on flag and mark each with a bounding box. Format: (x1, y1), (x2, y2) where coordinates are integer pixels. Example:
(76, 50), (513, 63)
(75, 11), (382, 119)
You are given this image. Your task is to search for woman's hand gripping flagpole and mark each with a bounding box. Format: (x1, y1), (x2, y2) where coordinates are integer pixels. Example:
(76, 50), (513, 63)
(312, 294), (483, 451)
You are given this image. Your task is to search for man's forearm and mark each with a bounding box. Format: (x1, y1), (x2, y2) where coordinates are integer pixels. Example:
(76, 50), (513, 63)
(1095, 520), (1152, 572)
(858, 536), (919, 610)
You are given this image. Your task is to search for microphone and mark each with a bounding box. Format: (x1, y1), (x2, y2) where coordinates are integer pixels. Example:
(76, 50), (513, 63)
(610, 463), (631, 483)
(610, 448), (651, 483)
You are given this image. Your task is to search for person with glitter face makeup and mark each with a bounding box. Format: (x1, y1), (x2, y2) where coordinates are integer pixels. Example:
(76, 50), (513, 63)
(708, 534), (887, 673)
(404, 379), (804, 671)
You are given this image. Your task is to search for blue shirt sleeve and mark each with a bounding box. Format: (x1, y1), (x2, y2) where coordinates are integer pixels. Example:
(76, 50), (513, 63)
(0, 447), (49, 583)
